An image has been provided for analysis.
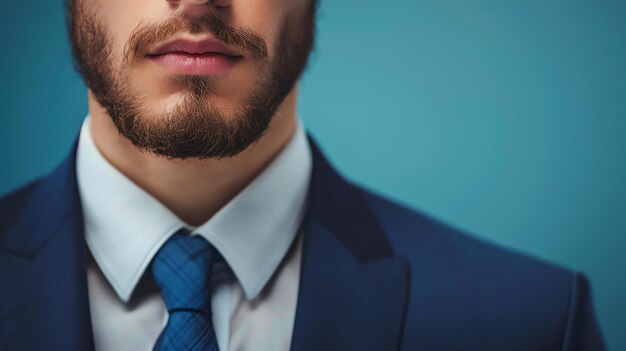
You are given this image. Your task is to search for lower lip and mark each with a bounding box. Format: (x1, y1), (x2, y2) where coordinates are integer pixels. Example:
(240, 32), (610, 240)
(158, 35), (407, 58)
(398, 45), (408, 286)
(147, 52), (241, 75)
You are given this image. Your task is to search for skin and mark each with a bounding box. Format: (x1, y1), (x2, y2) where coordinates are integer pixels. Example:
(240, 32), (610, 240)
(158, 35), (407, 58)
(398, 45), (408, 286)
(79, 0), (311, 225)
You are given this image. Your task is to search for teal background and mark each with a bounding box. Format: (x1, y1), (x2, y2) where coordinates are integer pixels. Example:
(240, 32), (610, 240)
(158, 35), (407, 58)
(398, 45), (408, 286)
(1, 1), (624, 348)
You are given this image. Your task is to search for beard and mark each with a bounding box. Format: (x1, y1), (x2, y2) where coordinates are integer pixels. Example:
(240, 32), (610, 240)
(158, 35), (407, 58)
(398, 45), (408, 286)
(67, 0), (315, 159)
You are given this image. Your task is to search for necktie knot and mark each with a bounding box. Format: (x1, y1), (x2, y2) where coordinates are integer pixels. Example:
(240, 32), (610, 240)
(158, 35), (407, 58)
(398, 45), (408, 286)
(151, 231), (220, 314)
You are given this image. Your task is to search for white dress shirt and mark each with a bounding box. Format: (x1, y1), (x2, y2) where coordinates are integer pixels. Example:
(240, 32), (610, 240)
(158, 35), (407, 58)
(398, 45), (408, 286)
(76, 116), (312, 351)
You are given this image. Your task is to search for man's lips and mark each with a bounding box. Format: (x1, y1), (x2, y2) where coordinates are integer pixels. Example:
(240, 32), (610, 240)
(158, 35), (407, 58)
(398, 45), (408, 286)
(146, 38), (242, 57)
(146, 38), (243, 75)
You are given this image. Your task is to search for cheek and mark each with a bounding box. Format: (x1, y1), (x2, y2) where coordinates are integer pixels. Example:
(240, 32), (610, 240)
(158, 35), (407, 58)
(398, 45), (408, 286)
(98, 0), (176, 67)
(229, 0), (295, 56)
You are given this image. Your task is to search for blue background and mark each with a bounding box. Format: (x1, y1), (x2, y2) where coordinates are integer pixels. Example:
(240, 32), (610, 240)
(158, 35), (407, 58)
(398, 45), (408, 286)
(1, 1), (624, 348)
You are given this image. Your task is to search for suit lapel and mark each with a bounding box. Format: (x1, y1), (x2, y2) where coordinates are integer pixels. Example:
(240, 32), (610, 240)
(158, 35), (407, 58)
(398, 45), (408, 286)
(290, 139), (410, 351)
(2, 143), (94, 351)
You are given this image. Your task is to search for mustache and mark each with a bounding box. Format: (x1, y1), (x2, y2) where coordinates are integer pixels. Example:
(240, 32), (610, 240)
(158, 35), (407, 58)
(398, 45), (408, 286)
(124, 13), (268, 63)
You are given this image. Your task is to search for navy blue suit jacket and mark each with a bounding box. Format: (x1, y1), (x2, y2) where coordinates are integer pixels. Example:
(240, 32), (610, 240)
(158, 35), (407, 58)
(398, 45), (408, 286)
(0, 138), (606, 350)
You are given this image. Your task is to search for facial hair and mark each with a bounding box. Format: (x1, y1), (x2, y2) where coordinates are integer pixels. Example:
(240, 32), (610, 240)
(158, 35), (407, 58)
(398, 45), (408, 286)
(67, 0), (315, 159)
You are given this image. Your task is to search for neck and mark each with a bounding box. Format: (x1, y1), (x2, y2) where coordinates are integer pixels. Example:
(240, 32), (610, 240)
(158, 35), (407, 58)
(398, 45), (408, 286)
(88, 88), (299, 226)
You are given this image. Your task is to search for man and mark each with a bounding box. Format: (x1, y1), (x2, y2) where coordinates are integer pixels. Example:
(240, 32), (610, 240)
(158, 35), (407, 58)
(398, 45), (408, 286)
(0, 0), (606, 349)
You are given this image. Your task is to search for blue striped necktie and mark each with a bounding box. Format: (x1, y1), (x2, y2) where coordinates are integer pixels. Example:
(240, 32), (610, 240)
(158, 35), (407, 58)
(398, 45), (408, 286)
(151, 230), (221, 351)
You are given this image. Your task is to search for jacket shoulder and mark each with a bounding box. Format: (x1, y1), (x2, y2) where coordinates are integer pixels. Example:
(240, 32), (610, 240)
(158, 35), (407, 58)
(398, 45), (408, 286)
(0, 181), (40, 245)
(364, 190), (569, 275)
(362, 189), (603, 349)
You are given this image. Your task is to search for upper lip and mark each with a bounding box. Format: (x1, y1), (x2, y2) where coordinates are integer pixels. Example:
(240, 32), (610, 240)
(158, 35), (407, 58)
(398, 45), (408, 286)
(147, 38), (242, 57)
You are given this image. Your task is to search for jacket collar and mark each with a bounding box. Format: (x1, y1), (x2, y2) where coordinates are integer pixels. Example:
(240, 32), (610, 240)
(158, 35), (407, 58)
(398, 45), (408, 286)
(290, 138), (409, 350)
(305, 138), (394, 261)
(4, 141), (82, 257)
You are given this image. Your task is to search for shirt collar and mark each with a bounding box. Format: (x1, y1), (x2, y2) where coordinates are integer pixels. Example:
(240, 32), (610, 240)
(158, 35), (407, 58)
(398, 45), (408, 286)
(77, 116), (312, 302)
